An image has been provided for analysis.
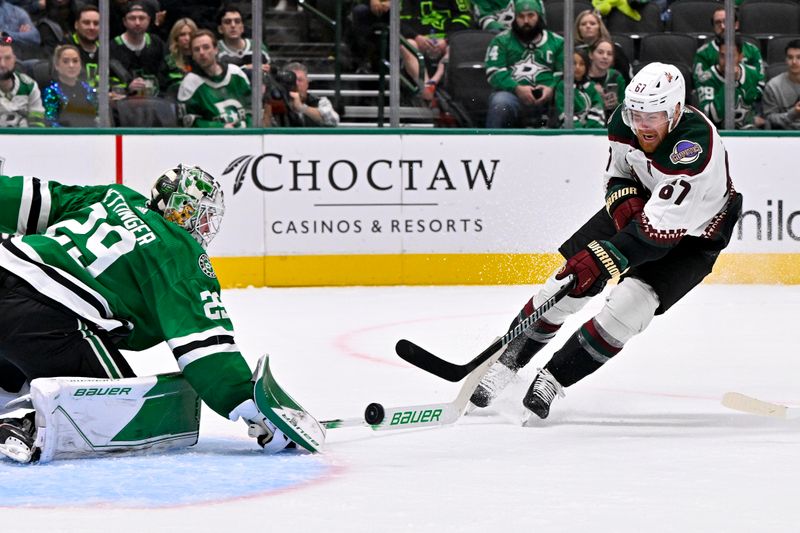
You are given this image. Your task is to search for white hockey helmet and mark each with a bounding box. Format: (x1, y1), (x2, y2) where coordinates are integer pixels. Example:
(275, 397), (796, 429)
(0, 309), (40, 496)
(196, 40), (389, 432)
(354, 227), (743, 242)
(149, 164), (225, 248)
(622, 62), (685, 133)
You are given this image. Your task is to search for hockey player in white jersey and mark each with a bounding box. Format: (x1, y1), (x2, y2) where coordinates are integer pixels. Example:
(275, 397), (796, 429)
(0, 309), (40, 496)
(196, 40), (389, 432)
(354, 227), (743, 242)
(470, 62), (743, 419)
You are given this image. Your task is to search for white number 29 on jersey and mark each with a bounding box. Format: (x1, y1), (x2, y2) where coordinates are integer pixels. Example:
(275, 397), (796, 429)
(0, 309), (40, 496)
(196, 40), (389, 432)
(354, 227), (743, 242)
(201, 290), (229, 320)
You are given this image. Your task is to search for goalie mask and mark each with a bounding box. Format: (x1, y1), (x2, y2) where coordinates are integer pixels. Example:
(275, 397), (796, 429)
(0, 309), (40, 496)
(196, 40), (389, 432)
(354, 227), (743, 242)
(622, 62), (685, 135)
(149, 164), (225, 248)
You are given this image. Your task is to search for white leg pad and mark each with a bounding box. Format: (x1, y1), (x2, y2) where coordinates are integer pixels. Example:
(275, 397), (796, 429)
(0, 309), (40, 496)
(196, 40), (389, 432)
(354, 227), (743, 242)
(594, 277), (660, 345)
(532, 265), (593, 326)
(30, 373), (201, 463)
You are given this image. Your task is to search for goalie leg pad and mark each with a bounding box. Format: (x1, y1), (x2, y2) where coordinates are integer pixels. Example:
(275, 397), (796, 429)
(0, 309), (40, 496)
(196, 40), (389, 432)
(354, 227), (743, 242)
(30, 373), (200, 462)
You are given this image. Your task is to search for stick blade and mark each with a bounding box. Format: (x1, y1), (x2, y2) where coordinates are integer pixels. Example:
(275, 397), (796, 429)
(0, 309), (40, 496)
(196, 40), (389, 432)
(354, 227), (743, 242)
(394, 339), (466, 382)
(721, 392), (789, 419)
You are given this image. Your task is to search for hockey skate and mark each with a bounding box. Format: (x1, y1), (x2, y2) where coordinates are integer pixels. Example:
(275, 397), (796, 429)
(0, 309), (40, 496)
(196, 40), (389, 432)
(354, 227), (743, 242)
(469, 335), (536, 410)
(522, 369), (564, 420)
(0, 411), (38, 463)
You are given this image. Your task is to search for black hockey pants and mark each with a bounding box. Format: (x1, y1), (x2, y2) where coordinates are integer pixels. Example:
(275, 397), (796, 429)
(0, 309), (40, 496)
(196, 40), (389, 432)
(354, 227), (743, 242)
(0, 267), (135, 393)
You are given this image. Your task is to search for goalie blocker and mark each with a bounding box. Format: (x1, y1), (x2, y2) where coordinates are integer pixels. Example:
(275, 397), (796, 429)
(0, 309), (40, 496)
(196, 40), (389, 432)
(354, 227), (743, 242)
(0, 356), (325, 463)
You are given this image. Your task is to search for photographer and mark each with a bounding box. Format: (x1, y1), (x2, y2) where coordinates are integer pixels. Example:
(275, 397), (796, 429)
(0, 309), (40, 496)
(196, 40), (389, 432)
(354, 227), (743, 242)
(267, 62), (339, 127)
(177, 29), (251, 128)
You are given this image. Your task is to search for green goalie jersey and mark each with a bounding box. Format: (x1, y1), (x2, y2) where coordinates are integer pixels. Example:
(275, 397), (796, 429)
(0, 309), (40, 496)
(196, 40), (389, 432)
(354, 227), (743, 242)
(177, 64), (252, 128)
(485, 29), (564, 91)
(0, 175), (253, 418)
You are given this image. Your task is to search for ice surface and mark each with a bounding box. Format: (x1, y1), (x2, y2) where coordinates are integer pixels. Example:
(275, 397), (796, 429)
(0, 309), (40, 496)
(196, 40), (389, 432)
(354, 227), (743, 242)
(2, 284), (799, 532)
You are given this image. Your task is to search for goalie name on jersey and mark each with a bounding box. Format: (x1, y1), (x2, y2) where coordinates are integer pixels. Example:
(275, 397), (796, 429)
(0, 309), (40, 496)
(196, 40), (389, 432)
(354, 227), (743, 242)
(103, 189), (156, 246)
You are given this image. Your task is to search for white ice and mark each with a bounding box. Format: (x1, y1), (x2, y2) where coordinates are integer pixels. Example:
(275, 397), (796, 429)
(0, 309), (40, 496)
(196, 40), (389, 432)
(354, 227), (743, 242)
(3, 284), (800, 532)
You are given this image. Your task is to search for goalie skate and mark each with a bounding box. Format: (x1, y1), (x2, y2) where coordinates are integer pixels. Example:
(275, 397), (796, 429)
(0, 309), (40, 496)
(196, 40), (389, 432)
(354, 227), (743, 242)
(0, 412), (38, 463)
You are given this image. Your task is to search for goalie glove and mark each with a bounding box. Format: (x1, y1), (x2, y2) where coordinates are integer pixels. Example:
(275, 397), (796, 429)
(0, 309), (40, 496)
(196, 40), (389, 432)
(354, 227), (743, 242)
(605, 179), (646, 232)
(229, 399), (292, 454)
(556, 240), (629, 297)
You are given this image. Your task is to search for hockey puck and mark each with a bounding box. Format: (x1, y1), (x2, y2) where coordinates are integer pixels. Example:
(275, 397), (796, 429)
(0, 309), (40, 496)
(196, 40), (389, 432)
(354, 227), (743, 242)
(364, 402), (385, 425)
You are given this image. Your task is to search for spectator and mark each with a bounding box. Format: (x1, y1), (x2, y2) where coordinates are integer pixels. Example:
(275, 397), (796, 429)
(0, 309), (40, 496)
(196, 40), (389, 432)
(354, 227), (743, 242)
(109, 0), (163, 38)
(761, 39), (800, 130)
(696, 35), (762, 129)
(399, 0), (472, 101)
(349, 0), (391, 73)
(473, 0), (515, 33)
(110, 2), (168, 97)
(587, 38), (626, 118)
(65, 5), (100, 84)
(0, 32), (44, 126)
(0, 0), (40, 59)
(164, 17), (196, 95)
(484, 0), (563, 128)
(574, 10), (631, 83)
(215, 5), (269, 76)
(278, 61), (339, 127)
(42, 44), (98, 127)
(554, 48), (604, 128)
(34, 0), (71, 60)
(693, 7), (764, 92)
(177, 29), (251, 128)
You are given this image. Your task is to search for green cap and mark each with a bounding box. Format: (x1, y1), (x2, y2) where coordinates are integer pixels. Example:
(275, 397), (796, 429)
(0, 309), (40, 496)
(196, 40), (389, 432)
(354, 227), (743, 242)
(515, 0), (544, 15)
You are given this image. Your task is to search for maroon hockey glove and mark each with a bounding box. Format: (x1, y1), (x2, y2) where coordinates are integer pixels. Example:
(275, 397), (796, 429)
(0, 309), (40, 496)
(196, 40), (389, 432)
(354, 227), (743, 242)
(555, 240), (629, 297)
(605, 180), (646, 231)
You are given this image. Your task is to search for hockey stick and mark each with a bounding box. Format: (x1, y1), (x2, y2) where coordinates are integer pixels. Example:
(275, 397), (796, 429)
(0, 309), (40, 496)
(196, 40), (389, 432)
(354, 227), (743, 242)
(322, 346), (502, 431)
(395, 277), (576, 382)
(721, 392), (800, 420)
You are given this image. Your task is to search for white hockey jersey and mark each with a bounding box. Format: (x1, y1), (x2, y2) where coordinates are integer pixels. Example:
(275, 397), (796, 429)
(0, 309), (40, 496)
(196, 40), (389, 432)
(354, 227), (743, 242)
(604, 105), (736, 249)
(0, 72), (44, 127)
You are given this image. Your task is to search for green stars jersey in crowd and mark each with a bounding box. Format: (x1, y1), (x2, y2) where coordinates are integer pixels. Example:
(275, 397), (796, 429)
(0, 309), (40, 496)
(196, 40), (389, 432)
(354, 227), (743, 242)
(0, 176), (253, 418)
(485, 29), (564, 91)
(695, 63), (762, 129)
(693, 39), (765, 90)
(177, 64), (252, 128)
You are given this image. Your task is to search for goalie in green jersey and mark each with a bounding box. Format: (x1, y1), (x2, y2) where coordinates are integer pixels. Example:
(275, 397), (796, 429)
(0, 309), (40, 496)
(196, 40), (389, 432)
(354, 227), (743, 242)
(0, 165), (321, 463)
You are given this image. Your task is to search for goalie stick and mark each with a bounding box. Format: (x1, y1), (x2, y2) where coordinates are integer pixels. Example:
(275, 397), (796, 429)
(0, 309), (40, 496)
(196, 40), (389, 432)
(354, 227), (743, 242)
(395, 276), (576, 382)
(322, 345), (502, 431)
(721, 392), (800, 420)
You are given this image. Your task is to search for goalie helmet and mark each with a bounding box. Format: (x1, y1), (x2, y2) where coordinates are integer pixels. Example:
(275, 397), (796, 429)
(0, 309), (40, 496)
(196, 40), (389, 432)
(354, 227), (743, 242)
(149, 164), (225, 248)
(622, 62), (685, 133)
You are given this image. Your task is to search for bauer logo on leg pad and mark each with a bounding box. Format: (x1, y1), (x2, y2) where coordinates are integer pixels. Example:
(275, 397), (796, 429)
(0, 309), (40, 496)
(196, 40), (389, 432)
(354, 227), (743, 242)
(74, 387), (132, 397)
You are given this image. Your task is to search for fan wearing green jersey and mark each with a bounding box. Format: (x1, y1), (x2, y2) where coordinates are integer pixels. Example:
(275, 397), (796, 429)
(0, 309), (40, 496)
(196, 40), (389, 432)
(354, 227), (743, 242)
(470, 63), (742, 421)
(178, 29), (252, 128)
(484, 0), (563, 128)
(695, 34), (763, 130)
(554, 48), (605, 128)
(692, 7), (765, 95)
(0, 165), (297, 462)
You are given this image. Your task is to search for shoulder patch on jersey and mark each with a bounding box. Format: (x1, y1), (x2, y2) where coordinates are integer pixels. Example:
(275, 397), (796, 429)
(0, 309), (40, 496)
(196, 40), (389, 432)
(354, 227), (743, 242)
(198, 254), (216, 278)
(177, 73), (204, 101)
(669, 140), (703, 164)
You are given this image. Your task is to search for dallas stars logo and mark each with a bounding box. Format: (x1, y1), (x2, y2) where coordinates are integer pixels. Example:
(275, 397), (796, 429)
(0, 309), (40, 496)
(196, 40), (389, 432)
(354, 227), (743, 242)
(198, 254), (216, 279)
(511, 55), (546, 83)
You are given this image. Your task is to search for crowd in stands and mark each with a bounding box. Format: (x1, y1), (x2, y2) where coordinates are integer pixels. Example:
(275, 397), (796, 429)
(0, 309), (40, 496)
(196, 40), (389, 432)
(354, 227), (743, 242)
(0, 0), (799, 129)
(0, 0), (339, 128)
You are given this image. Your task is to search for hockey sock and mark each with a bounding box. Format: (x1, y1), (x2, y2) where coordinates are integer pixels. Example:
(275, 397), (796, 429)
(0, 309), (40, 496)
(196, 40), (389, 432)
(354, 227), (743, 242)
(500, 301), (563, 370)
(544, 318), (624, 387)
